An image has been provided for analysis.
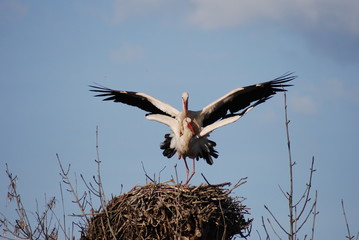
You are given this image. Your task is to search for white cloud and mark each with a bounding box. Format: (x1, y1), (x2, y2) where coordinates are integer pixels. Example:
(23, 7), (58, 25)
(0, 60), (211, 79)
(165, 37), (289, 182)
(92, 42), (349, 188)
(84, 0), (179, 25)
(188, 0), (284, 29)
(83, 0), (164, 24)
(83, 1), (359, 63)
(290, 93), (318, 115)
(110, 0), (166, 23)
(188, 0), (359, 63)
(109, 43), (143, 64)
(324, 79), (359, 106)
(0, 0), (28, 21)
(289, 78), (359, 115)
(188, 0), (359, 34)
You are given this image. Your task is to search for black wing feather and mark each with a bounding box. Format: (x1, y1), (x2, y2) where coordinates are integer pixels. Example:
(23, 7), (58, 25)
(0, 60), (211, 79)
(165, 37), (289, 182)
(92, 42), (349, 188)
(202, 72), (295, 127)
(89, 85), (171, 116)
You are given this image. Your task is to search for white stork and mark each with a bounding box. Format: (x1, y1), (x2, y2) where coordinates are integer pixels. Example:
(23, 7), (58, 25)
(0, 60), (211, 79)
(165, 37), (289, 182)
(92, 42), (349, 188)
(90, 73), (295, 184)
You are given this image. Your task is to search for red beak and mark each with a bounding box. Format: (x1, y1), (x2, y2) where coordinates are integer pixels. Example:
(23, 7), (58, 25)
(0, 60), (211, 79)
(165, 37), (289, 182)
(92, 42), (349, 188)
(187, 121), (195, 135)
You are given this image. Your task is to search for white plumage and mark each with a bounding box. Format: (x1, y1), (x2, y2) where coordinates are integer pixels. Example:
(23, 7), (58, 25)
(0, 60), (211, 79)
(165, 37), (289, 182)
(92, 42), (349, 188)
(90, 73), (295, 183)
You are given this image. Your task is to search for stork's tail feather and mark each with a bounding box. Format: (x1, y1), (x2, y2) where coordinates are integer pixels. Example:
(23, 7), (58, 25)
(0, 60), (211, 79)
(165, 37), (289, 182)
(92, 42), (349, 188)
(160, 134), (176, 158)
(195, 139), (218, 165)
(160, 134), (218, 165)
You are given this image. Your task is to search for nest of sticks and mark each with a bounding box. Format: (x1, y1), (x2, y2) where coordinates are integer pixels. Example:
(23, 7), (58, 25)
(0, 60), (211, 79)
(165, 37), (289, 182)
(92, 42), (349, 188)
(81, 181), (252, 240)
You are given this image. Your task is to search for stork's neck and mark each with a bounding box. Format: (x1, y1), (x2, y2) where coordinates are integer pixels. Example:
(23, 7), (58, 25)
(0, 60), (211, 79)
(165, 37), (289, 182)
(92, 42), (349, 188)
(183, 100), (188, 116)
(182, 92), (189, 117)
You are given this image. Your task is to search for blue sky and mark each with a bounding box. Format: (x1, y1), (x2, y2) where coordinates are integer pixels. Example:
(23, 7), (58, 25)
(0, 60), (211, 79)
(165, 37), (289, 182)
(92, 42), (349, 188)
(1, 0), (358, 239)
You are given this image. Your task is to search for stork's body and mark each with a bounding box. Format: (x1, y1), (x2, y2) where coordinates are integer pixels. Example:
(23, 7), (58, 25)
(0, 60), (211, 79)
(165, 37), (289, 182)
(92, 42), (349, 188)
(90, 73), (295, 183)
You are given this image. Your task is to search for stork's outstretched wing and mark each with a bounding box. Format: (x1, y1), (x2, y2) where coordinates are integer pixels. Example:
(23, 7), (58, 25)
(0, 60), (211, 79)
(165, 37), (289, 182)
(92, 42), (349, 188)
(199, 73), (295, 127)
(90, 85), (180, 117)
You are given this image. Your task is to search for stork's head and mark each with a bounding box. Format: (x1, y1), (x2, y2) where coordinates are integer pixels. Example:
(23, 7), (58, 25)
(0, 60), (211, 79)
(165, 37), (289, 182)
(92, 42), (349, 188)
(182, 92), (189, 102)
(182, 92), (189, 114)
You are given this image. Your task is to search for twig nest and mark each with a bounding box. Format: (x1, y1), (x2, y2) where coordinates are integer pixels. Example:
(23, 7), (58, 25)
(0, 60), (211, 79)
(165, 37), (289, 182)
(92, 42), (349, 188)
(81, 182), (252, 240)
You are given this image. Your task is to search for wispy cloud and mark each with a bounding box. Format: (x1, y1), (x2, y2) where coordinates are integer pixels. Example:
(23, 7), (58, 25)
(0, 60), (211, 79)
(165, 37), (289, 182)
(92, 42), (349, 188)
(289, 78), (359, 115)
(109, 43), (144, 64)
(110, 0), (166, 23)
(290, 93), (318, 115)
(84, 0), (359, 64)
(188, 0), (359, 63)
(85, 0), (178, 25)
(188, 0), (359, 34)
(188, 0), (282, 29)
(0, 0), (28, 21)
(324, 78), (359, 106)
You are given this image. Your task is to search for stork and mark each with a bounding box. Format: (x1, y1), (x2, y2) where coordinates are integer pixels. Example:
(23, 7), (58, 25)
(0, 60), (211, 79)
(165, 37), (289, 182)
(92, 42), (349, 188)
(90, 73), (295, 184)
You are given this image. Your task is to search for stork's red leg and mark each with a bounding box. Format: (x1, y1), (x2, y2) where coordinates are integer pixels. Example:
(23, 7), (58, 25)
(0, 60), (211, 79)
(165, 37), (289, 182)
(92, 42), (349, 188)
(186, 159), (196, 184)
(183, 157), (190, 184)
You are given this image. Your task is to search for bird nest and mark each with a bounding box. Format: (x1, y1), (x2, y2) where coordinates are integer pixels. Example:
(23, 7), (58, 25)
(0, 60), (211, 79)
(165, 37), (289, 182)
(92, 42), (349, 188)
(80, 181), (252, 240)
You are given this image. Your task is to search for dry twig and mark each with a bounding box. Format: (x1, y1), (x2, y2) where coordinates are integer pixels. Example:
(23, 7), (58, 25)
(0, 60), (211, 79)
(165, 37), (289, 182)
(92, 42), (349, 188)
(0, 164), (59, 239)
(341, 199), (359, 240)
(263, 91), (318, 240)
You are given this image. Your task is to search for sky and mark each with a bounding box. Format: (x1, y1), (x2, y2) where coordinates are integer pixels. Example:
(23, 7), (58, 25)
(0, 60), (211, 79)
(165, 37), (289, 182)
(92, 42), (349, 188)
(1, 0), (358, 239)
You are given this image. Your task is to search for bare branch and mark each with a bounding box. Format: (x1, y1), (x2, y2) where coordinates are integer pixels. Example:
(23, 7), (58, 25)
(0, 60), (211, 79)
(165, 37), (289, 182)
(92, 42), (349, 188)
(224, 177), (247, 195)
(256, 229), (262, 240)
(264, 205), (289, 236)
(263, 92), (318, 240)
(310, 191), (318, 240)
(261, 216), (270, 240)
(295, 192), (317, 234)
(278, 184), (289, 200)
(295, 157), (316, 222)
(284, 91), (295, 239)
(158, 165), (166, 183)
(342, 199), (354, 240)
(33, 196), (57, 238)
(174, 164), (179, 185)
(267, 218), (283, 240)
(141, 161), (155, 183)
(94, 126), (117, 240)
(1, 165), (62, 239)
(293, 185), (309, 208)
(201, 173), (211, 185)
(4, 164), (33, 238)
(80, 174), (100, 197)
(56, 154), (90, 226)
(59, 183), (67, 239)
